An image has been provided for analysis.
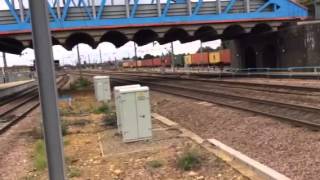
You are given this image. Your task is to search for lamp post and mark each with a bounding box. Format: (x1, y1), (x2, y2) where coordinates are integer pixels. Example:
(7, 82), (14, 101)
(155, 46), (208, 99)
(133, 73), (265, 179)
(76, 44), (82, 77)
(1, 52), (8, 83)
(28, 0), (66, 179)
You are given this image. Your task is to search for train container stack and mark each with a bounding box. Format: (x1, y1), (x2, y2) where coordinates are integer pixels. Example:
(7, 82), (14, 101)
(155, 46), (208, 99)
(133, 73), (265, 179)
(191, 52), (209, 65)
(174, 55), (185, 67)
(209, 52), (220, 64)
(219, 49), (231, 65)
(121, 49), (231, 69)
(184, 55), (192, 66)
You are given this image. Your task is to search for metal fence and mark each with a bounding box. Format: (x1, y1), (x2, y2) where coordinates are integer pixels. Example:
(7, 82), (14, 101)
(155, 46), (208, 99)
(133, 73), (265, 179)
(0, 71), (35, 84)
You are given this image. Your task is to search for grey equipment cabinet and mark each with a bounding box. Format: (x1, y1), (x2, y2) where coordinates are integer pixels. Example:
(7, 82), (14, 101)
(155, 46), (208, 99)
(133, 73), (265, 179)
(114, 84), (141, 133)
(118, 86), (152, 142)
(93, 76), (111, 102)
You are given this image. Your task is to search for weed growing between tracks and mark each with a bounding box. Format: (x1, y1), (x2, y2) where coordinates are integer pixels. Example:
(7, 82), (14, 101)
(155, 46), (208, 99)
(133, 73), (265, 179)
(70, 77), (92, 91)
(177, 147), (202, 171)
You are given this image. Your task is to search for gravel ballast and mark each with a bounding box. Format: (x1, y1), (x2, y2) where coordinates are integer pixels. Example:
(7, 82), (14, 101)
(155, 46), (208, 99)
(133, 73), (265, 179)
(151, 91), (320, 180)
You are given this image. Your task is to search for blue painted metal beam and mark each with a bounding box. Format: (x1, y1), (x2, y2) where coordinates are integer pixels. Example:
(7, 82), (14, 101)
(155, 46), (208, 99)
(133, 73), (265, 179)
(0, 0), (308, 33)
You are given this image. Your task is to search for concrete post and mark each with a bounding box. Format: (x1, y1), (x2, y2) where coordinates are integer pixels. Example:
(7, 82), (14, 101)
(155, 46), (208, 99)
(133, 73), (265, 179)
(28, 0), (66, 179)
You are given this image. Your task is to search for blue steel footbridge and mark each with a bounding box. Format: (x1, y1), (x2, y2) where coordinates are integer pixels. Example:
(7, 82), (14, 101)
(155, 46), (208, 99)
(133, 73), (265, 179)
(0, 0), (308, 54)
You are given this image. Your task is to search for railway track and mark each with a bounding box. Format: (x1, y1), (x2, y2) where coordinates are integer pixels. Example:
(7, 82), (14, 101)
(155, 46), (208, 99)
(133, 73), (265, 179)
(84, 70), (320, 96)
(78, 71), (320, 129)
(0, 75), (69, 134)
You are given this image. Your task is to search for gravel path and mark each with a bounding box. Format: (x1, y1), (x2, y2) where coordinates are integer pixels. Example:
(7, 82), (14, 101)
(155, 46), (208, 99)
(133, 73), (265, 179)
(0, 108), (40, 180)
(151, 91), (320, 180)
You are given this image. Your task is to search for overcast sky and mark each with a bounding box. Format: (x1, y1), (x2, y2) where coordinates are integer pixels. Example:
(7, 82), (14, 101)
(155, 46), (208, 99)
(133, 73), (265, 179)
(0, 40), (221, 67)
(0, 0), (221, 67)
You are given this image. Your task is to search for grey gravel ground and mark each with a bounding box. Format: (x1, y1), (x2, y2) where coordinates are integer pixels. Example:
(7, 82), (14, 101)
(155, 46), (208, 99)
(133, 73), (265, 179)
(151, 91), (320, 180)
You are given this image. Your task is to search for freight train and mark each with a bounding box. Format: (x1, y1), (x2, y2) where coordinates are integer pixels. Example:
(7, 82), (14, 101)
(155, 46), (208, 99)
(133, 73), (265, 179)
(122, 49), (231, 68)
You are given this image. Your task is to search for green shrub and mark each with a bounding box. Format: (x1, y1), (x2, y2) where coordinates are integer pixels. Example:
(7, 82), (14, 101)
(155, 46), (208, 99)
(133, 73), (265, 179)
(33, 139), (70, 172)
(93, 103), (110, 114)
(177, 148), (202, 171)
(34, 140), (47, 171)
(103, 112), (117, 127)
(147, 160), (163, 168)
(61, 120), (69, 136)
(70, 77), (92, 91)
(68, 167), (81, 178)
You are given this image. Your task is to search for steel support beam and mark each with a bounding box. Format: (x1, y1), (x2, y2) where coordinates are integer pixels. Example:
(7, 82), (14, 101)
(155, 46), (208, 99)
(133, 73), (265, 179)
(28, 1), (66, 179)
(125, 0), (130, 18)
(157, 0), (161, 17)
(187, 0), (192, 15)
(56, 0), (62, 19)
(92, 0), (96, 18)
(245, 0), (250, 13)
(217, 0), (221, 14)
(18, 0), (24, 22)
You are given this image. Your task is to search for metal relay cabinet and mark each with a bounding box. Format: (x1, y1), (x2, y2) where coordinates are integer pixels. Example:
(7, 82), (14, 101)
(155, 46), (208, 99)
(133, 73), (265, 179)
(118, 86), (152, 142)
(93, 76), (111, 102)
(114, 84), (141, 133)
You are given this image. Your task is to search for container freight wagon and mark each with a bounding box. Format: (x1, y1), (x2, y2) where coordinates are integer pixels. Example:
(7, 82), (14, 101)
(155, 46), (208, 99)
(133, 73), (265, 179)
(209, 52), (220, 64)
(162, 56), (172, 67)
(173, 55), (185, 67)
(122, 61), (130, 68)
(190, 53), (209, 66)
(219, 49), (231, 65)
(184, 55), (192, 66)
(141, 59), (153, 67)
(209, 49), (231, 65)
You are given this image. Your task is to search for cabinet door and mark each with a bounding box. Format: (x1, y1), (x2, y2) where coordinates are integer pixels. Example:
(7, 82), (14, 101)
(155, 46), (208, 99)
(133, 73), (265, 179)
(136, 91), (152, 138)
(120, 93), (139, 142)
(97, 81), (104, 101)
(103, 80), (111, 100)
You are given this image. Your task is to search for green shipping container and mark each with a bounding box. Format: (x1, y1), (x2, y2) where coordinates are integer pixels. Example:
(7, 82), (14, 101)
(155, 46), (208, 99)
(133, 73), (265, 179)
(173, 55), (185, 67)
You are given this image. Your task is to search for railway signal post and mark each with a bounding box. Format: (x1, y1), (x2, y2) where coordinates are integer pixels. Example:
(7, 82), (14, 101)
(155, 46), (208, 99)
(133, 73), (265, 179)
(28, 0), (66, 179)
(1, 52), (8, 83)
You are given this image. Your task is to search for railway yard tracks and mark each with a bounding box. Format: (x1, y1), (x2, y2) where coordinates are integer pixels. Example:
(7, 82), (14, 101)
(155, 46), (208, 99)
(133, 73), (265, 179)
(0, 75), (69, 134)
(79, 71), (320, 130)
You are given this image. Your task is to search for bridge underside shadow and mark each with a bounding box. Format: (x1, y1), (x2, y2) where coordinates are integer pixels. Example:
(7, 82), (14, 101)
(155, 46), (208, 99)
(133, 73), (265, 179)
(0, 22), (287, 54)
(226, 23), (320, 69)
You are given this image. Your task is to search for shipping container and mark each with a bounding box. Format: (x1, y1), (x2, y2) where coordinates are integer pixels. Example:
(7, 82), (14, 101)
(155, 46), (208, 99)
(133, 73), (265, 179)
(137, 60), (142, 67)
(220, 49), (231, 65)
(191, 52), (209, 65)
(152, 58), (161, 66)
(174, 55), (185, 67)
(184, 55), (192, 65)
(129, 60), (137, 68)
(140, 59), (151, 67)
(209, 52), (220, 64)
(162, 56), (172, 66)
(122, 61), (129, 68)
